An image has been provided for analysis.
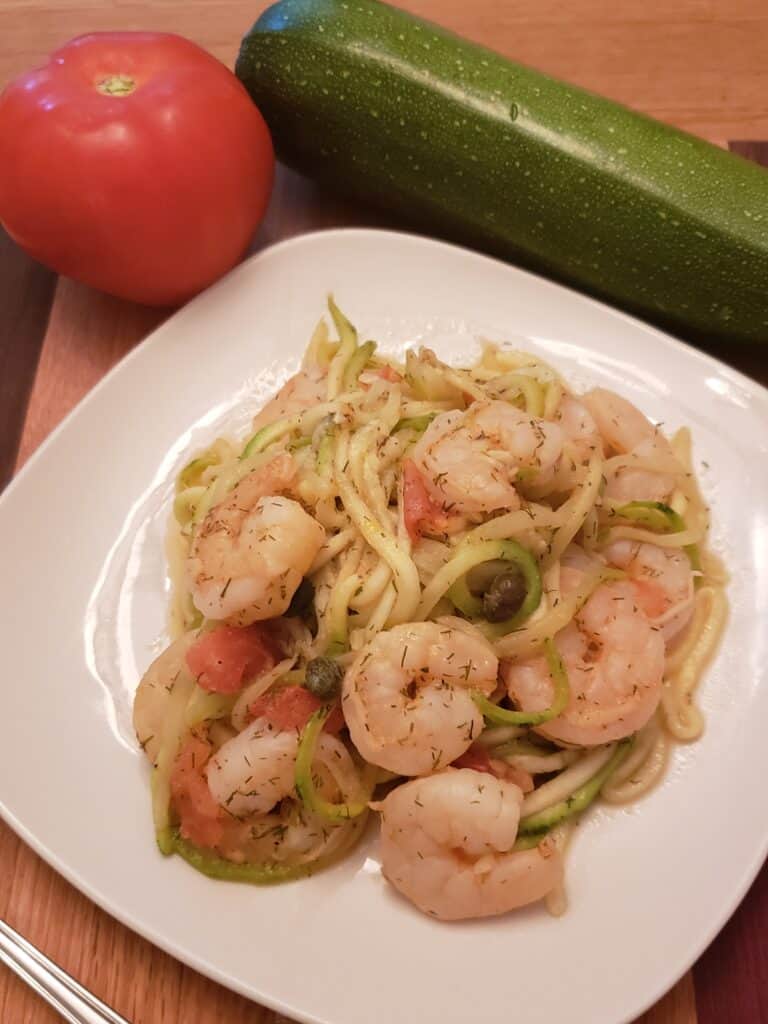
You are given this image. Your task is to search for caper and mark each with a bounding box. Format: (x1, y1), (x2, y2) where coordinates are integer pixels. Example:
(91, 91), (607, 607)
(482, 568), (528, 623)
(304, 656), (344, 700)
(465, 558), (508, 596)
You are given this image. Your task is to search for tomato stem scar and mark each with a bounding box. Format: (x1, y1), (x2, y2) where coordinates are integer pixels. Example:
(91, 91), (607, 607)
(96, 74), (135, 96)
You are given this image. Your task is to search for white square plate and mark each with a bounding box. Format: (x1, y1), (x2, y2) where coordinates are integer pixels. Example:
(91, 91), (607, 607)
(1, 229), (767, 1024)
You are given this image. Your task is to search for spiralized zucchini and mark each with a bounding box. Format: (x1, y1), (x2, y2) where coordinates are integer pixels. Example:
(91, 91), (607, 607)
(140, 295), (726, 914)
(473, 639), (568, 726)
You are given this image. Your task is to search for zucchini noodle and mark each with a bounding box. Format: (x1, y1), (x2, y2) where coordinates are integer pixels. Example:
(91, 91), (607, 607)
(419, 538), (542, 624)
(326, 296), (359, 399)
(494, 566), (613, 660)
(501, 747), (579, 774)
(302, 317), (336, 368)
(601, 713), (669, 803)
(333, 428), (421, 625)
(325, 572), (362, 654)
(309, 527), (357, 573)
(662, 585), (728, 741)
(151, 668), (196, 847)
(231, 656), (297, 731)
(463, 503), (560, 545)
(295, 707), (376, 820)
(184, 686), (235, 728)
(542, 454), (603, 568)
(475, 725), (526, 747)
(349, 558), (391, 610)
(520, 744), (618, 818)
(518, 741), (631, 835)
(135, 296), (727, 919)
(543, 380), (564, 420)
(603, 522), (705, 550)
(355, 582), (397, 646)
(473, 638), (568, 726)
(603, 452), (684, 478)
(483, 371), (546, 414)
(543, 821), (575, 917)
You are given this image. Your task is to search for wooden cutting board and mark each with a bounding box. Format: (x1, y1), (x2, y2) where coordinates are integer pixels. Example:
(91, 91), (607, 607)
(1, 1), (767, 1021)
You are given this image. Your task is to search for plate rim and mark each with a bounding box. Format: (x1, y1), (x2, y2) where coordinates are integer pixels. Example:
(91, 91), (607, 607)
(4, 227), (768, 518)
(1, 226), (767, 1024)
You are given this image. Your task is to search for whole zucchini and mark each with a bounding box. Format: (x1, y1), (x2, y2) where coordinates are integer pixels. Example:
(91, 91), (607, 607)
(237, 0), (768, 343)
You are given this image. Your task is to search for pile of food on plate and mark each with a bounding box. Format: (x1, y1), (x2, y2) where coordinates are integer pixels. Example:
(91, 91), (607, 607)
(134, 297), (727, 921)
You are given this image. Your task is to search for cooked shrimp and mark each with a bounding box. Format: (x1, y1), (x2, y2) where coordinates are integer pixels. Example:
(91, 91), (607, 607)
(174, 720), (356, 862)
(376, 769), (563, 920)
(583, 387), (661, 455)
(604, 438), (675, 504)
(583, 388), (674, 503)
(205, 684), (355, 818)
(343, 621), (498, 776)
(540, 395), (604, 492)
(206, 716), (300, 817)
(250, 365), (326, 434)
(503, 579), (665, 745)
(411, 400), (563, 517)
(188, 452), (325, 625)
(603, 539), (694, 642)
(556, 396), (602, 458)
(133, 632), (196, 764)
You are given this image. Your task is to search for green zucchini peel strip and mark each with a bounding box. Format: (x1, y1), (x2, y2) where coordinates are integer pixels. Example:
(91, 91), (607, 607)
(472, 638), (569, 726)
(295, 707), (375, 821)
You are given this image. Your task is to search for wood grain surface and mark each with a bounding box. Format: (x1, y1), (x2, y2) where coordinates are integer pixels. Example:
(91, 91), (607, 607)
(0, 230), (55, 489)
(1, 2), (767, 1022)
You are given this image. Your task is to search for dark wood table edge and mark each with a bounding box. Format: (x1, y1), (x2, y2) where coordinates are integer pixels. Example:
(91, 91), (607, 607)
(0, 229), (55, 489)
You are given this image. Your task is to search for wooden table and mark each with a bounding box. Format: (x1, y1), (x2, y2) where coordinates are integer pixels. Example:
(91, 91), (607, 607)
(1, 2), (767, 1021)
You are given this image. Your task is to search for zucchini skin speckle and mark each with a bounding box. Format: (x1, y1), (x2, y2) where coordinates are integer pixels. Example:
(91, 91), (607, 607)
(237, 0), (768, 343)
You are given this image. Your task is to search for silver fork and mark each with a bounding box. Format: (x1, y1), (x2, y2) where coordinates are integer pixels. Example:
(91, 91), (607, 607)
(0, 919), (129, 1024)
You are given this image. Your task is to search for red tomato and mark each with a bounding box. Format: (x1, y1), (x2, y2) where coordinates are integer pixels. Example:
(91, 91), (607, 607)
(186, 624), (278, 694)
(402, 459), (453, 542)
(0, 33), (274, 305)
(452, 745), (495, 775)
(170, 733), (223, 848)
(452, 745), (534, 792)
(249, 685), (345, 734)
(500, 762), (535, 794)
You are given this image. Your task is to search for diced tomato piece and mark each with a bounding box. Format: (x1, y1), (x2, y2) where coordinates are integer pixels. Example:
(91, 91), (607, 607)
(186, 624), (279, 694)
(451, 745), (534, 792)
(324, 703), (346, 734)
(452, 745), (495, 775)
(377, 365), (403, 383)
(249, 685), (345, 734)
(498, 762), (535, 794)
(170, 733), (223, 849)
(402, 459), (454, 542)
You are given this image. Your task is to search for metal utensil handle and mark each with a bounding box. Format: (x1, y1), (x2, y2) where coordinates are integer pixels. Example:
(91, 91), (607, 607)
(0, 919), (129, 1024)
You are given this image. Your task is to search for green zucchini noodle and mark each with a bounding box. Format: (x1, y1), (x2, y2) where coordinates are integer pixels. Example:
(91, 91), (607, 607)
(135, 296), (728, 920)
(520, 745), (619, 818)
